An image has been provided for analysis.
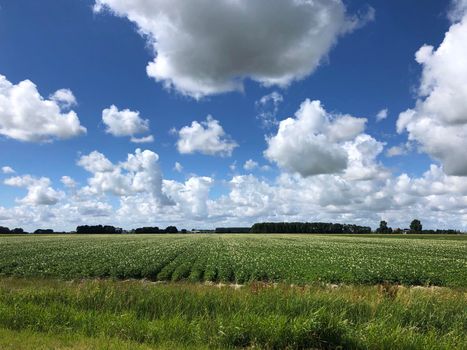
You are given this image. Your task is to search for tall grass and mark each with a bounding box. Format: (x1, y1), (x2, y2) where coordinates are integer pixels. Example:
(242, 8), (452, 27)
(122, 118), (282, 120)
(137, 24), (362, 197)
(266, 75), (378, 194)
(0, 278), (465, 349)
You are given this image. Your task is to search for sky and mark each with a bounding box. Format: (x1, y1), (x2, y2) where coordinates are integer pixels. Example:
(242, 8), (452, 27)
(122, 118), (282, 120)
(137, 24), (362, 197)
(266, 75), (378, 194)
(0, 0), (467, 231)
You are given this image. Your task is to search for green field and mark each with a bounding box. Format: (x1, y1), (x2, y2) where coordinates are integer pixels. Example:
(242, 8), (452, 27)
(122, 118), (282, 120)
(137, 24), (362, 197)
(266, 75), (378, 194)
(0, 234), (466, 286)
(0, 234), (466, 349)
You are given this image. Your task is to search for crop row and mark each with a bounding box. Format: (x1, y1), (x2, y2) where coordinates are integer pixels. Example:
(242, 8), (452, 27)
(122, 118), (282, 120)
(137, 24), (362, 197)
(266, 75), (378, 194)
(0, 234), (465, 287)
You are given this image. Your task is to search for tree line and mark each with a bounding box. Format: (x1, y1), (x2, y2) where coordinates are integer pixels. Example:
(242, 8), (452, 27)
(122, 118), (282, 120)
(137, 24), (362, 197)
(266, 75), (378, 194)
(0, 219), (464, 235)
(376, 219), (461, 234)
(250, 222), (372, 234)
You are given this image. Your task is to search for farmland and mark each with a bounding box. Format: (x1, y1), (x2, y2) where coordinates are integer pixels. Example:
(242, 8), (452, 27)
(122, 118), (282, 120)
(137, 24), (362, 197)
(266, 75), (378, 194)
(0, 234), (466, 286)
(0, 234), (466, 349)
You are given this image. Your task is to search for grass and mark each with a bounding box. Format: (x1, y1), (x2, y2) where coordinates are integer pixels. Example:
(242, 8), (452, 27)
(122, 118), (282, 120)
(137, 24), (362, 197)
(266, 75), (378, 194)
(0, 234), (466, 287)
(0, 277), (465, 349)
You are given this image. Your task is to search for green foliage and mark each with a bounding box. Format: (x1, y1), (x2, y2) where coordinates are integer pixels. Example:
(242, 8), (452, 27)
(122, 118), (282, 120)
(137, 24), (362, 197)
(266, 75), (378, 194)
(410, 219), (423, 233)
(250, 222), (372, 234)
(0, 234), (465, 287)
(376, 220), (393, 234)
(0, 278), (465, 349)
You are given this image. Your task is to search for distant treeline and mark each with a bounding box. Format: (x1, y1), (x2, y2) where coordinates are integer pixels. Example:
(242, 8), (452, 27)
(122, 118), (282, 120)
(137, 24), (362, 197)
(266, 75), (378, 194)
(0, 222), (464, 235)
(250, 222), (372, 234)
(215, 227), (251, 233)
(397, 229), (461, 235)
(0, 227), (25, 234)
(76, 225), (123, 234)
(133, 226), (181, 234)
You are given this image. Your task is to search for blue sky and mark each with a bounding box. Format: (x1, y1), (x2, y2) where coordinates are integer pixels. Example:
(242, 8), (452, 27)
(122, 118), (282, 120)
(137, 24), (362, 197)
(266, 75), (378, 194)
(1, 0), (467, 231)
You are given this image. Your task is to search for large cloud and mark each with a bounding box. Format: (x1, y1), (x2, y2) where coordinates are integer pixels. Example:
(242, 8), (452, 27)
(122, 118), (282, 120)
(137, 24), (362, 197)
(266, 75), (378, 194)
(164, 177), (214, 218)
(265, 99), (368, 176)
(94, 0), (371, 98)
(0, 74), (86, 142)
(78, 149), (173, 205)
(176, 116), (237, 156)
(102, 105), (152, 142)
(4, 175), (63, 206)
(397, 8), (467, 175)
(2, 151), (467, 231)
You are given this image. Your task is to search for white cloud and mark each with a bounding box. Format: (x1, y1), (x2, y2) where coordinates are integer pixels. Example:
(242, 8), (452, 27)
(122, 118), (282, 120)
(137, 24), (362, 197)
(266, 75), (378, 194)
(77, 201), (113, 217)
(50, 89), (77, 109)
(78, 149), (173, 205)
(265, 99), (367, 176)
(61, 176), (77, 188)
(4, 175), (63, 206)
(164, 176), (213, 218)
(102, 105), (150, 137)
(256, 91), (283, 127)
(94, 0), (371, 98)
(342, 134), (387, 181)
(397, 10), (467, 175)
(449, 0), (467, 22)
(77, 151), (114, 173)
(1, 166), (15, 174)
(376, 108), (388, 122)
(243, 159), (259, 171)
(385, 143), (412, 157)
(173, 162), (183, 173)
(176, 116), (237, 156)
(130, 135), (154, 143)
(2, 157), (467, 231)
(0, 74), (86, 142)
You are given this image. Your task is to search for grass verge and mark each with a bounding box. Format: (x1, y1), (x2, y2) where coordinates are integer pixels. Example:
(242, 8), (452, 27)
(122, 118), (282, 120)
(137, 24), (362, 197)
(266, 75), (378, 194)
(0, 277), (465, 349)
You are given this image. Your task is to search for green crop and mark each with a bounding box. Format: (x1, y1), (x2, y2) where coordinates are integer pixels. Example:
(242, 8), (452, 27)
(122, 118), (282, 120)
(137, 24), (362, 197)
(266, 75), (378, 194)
(0, 234), (465, 287)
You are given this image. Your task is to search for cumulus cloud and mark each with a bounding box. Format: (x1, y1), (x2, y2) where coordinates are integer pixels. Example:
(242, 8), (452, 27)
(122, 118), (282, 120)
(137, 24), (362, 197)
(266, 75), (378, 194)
(243, 159), (259, 171)
(385, 143), (412, 157)
(342, 134), (387, 181)
(0, 74), (86, 142)
(265, 99), (367, 176)
(397, 9), (467, 175)
(256, 91), (283, 127)
(2, 157), (467, 231)
(130, 135), (154, 143)
(176, 116), (237, 156)
(448, 0), (467, 22)
(376, 108), (388, 122)
(50, 89), (77, 109)
(78, 149), (173, 205)
(4, 175), (63, 206)
(77, 151), (114, 173)
(164, 177), (213, 218)
(61, 176), (77, 188)
(102, 105), (151, 139)
(94, 0), (371, 98)
(1, 166), (15, 174)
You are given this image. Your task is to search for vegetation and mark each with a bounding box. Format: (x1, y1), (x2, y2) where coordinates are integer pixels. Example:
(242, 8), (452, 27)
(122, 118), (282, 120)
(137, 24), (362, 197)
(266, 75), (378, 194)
(0, 277), (464, 349)
(410, 219), (423, 233)
(1, 219), (464, 235)
(376, 220), (393, 234)
(250, 222), (372, 234)
(0, 234), (465, 287)
(215, 227), (250, 233)
(76, 225), (123, 234)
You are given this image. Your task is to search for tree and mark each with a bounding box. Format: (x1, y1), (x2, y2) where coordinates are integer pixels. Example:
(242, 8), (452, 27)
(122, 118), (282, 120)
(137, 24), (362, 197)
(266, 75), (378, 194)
(376, 220), (392, 234)
(410, 219), (422, 233)
(164, 226), (178, 233)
